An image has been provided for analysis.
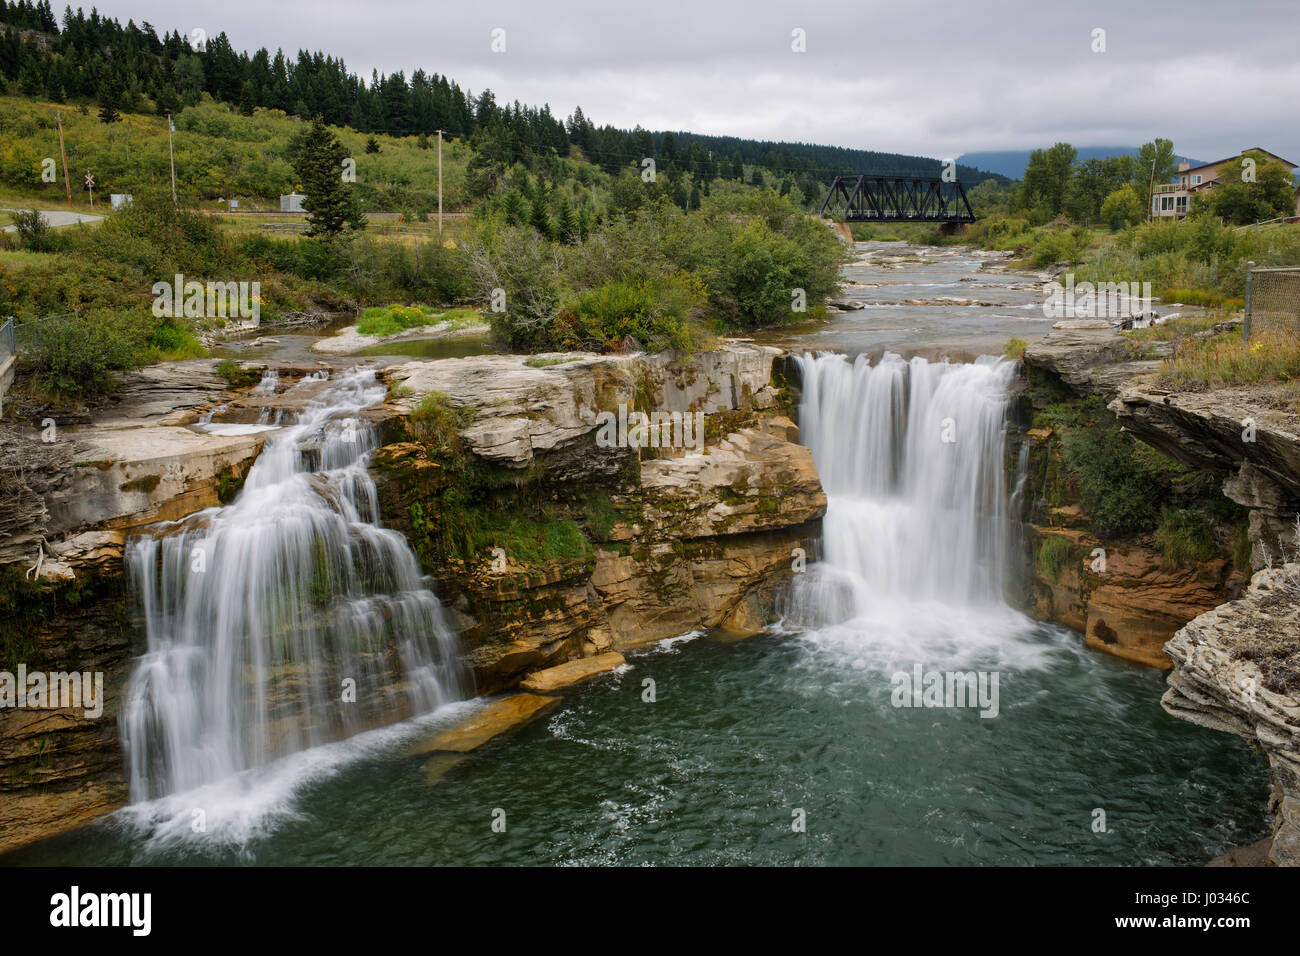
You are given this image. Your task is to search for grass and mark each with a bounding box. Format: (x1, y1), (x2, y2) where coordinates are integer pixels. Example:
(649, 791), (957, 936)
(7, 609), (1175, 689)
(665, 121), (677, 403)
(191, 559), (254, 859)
(407, 390), (475, 457)
(1156, 507), (1216, 569)
(454, 508), (593, 565)
(355, 304), (482, 337)
(1156, 287), (1244, 311)
(1036, 535), (1078, 583)
(1159, 329), (1300, 389)
(0, 248), (60, 270)
(1120, 314), (1224, 346)
(1004, 337), (1028, 360)
(523, 353), (584, 368)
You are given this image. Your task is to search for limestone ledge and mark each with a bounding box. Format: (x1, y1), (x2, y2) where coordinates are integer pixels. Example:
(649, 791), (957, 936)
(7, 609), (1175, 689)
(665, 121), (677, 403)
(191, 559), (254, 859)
(1162, 564), (1300, 866)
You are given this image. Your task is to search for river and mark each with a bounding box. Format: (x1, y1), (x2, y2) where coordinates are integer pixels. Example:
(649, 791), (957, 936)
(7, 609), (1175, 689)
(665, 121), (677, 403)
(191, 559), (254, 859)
(6, 240), (1270, 866)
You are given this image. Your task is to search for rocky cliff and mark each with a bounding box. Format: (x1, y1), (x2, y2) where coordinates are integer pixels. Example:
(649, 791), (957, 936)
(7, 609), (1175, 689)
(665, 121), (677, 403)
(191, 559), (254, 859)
(1163, 563), (1300, 866)
(1015, 329), (1251, 667)
(372, 344), (825, 692)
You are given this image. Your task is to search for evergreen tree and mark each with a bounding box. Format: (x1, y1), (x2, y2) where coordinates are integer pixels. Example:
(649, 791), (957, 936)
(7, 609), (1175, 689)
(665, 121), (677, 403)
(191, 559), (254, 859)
(529, 193), (552, 238)
(238, 80), (256, 116)
(289, 118), (367, 238)
(365, 136), (380, 154)
(97, 72), (121, 123)
(555, 204), (578, 243)
(501, 189), (526, 226)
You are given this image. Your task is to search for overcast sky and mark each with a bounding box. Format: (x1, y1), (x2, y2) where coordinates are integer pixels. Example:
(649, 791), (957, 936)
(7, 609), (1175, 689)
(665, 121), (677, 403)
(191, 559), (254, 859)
(91, 0), (1300, 164)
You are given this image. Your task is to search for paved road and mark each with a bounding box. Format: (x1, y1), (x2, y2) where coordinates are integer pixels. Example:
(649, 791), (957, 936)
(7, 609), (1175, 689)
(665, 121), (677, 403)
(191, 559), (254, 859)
(1, 208), (104, 232)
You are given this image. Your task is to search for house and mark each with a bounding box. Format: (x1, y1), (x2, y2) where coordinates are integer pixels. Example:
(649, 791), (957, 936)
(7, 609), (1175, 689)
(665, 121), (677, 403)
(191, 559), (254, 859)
(1150, 147), (1298, 219)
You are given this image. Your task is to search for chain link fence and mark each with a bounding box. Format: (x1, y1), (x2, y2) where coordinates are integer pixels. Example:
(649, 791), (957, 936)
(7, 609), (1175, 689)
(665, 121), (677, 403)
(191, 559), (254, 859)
(1245, 263), (1300, 341)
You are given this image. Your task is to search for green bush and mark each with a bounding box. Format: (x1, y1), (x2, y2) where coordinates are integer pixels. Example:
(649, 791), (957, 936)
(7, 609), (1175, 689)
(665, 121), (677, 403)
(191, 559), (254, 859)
(15, 310), (149, 398)
(11, 208), (54, 252)
(555, 273), (704, 352)
(1058, 397), (1183, 537)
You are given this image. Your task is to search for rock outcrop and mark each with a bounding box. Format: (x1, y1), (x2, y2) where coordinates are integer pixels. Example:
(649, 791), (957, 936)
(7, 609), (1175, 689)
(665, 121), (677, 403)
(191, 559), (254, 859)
(1028, 526), (1237, 669)
(1113, 382), (1300, 569)
(374, 343), (825, 692)
(1163, 564), (1300, 866)
(1022, 328), (1158, 398)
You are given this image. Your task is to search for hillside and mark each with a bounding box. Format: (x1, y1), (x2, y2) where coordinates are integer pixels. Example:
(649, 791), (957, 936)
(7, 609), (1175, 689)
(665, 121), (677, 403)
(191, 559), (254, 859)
(958, 146), (1205, 181)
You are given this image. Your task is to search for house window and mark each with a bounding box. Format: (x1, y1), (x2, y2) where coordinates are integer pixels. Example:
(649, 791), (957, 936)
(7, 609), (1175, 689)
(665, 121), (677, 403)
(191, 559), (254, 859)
(1161, 196), (1174, 211)
(1193, 174), (1202, 185)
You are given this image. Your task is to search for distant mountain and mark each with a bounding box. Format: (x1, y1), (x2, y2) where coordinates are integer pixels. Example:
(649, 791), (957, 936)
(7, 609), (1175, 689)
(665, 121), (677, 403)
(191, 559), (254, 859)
(956, 147), (1205, 181)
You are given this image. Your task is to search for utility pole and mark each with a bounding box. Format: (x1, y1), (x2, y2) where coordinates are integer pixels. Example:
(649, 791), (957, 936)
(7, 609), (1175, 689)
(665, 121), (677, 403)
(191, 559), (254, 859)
(167, 113), (178, 207)
(436, 129), (443, 238)
(1146, 159), (1156, 223)
(56, 111), (72, 207)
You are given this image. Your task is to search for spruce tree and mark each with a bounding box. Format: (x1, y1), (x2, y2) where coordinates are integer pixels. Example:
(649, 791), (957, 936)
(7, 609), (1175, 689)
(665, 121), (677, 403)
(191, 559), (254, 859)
(289, 118), (367, 238)
(97, 73), (121, 123)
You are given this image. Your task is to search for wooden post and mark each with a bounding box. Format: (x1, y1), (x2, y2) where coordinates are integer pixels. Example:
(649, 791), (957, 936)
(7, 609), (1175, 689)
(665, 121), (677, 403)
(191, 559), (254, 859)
(436, 129), (443, 238)
(167, 114), (178, 207)
(56, 111), (72, 207)
(1244, 260), (1255, 344)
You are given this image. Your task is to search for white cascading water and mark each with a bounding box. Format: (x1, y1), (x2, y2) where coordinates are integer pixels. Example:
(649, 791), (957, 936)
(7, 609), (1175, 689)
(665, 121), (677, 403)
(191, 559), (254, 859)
(121, 367), (465, 802)
(784, 352), (1034, 670)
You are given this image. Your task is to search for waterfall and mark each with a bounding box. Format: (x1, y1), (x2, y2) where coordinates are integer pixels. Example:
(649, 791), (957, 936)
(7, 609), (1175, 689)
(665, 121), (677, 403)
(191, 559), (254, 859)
(121, 368), (465, 802)
(784, 352), (1025, 663)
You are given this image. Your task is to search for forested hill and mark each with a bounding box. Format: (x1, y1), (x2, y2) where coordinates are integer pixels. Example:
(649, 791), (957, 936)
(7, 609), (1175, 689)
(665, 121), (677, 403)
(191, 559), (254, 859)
(664, 132), (1007, 186)
(0, 0), (1006, 191)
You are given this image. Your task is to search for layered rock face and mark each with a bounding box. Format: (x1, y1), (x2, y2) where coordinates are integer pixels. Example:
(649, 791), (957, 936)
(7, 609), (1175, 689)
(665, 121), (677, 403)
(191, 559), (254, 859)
(1112, 382), (1300, 570)
(375, 344), (826, 693)
(1163, 564), (1300, 866)
(0, 359), (268, 856)
(1027, 525), (1235, 669)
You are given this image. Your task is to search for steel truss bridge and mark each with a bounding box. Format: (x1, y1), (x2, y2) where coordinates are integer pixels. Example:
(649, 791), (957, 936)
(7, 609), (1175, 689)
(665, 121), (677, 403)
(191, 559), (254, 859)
(820, 174), (976, 224)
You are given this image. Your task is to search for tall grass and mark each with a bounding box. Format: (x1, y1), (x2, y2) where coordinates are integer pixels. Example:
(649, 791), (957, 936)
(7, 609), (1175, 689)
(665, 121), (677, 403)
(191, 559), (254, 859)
(1159, 329), (1300, 389)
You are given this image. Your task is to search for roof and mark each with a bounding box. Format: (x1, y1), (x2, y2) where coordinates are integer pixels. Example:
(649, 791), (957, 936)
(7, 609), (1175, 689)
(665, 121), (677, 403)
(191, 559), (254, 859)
(1185, 148), (1298, 174)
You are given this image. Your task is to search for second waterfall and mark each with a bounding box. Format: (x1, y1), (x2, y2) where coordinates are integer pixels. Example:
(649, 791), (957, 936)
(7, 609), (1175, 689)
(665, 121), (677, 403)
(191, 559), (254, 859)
(120, 368), (466, 802)
(784, 352), (1022, 647)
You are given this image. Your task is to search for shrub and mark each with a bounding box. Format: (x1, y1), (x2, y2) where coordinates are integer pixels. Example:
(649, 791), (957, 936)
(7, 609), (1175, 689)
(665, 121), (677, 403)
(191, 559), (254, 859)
(1058, 397), (1183, 537)
(15, 310), (148, 399)
(555, 273), (704, 352)
(11, 208), (53, 252)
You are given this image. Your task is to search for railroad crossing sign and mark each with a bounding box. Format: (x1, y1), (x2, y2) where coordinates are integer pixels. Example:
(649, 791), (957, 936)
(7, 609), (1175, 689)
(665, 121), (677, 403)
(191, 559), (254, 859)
(85, 172), (95, 208)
